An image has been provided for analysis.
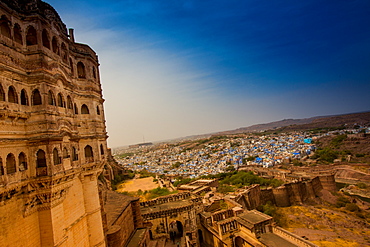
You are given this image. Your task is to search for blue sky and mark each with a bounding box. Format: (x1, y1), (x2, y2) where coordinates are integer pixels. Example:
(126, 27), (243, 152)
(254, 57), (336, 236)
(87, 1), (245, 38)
(46, 0), (370, 147)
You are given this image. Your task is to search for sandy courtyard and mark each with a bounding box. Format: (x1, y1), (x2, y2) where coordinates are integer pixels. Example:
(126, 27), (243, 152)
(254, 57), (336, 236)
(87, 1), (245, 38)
(117, 177), (158, 192)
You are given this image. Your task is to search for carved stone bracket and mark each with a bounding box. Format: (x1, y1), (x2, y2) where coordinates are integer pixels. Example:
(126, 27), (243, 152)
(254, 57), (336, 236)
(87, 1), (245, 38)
(24, 179), (73, 216)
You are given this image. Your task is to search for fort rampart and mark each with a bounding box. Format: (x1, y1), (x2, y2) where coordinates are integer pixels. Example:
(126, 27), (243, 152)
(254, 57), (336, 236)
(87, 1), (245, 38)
(236, 175), (335, 209)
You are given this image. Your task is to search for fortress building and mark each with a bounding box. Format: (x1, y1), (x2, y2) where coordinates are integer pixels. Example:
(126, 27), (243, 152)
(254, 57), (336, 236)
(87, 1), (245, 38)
(0, 1), (337, 247)
(0, 0), (108, 246)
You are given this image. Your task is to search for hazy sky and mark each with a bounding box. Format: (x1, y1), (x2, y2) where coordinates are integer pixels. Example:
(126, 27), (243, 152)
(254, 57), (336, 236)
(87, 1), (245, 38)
(46, 0), (370, 147)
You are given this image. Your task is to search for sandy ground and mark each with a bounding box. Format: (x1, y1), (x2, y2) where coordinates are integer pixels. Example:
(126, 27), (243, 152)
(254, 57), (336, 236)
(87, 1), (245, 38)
(117, 177), (158, 192)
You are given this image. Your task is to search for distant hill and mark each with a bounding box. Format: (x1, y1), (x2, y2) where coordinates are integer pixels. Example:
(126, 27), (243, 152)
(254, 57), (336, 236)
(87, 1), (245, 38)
(118, 111), (370, 149)
(216, 111), (370, 135)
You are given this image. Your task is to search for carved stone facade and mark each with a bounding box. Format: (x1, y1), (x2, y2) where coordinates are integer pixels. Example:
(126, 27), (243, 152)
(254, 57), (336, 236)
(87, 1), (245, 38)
(0, 0), (108, 246)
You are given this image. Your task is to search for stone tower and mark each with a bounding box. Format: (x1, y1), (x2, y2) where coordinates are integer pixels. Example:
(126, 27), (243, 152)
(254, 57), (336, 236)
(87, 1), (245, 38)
(0, 0), (107, 246)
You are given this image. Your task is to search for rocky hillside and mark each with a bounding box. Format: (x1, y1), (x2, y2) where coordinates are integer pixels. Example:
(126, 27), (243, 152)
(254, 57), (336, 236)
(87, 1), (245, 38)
(218, 111), (370, 135)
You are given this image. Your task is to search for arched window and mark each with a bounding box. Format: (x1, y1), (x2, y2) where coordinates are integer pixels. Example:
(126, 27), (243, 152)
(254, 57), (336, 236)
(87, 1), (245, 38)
(0, 84), (5, 101)
(13, 24), (23, 44)
(72, 147), (78, 161)
(63, 147), (69, 158)
(52, 36), (59, 54)
(92, 67), (96, 79)
(96, 105), (100, 115)
(32, 89), (42, 105)
(42, 29), (50, 49)
(36, 149), (46, 168)
(81, 104), (89, 114)
(100, 144), (104, 155)
(67, 96), (73, 109)
(0, 157), (4, 175)
(48, 90), (55, 105)
(70, 58), (74, 75)
(53, 148), (61, 165)
(20, 89), (28, 105)
(57, 93), (65, 107)
(26, 26), (37, 46)
(0, 16), (11, 39)
(84, 145), (94, 162)
(8, 86), (18, 103)
(6, 153), (16, 174)
(61, 42), (67, 62)
(74, 103), (78, 114)
(19, 152), (27, 171)
(77, 62), (86, 78)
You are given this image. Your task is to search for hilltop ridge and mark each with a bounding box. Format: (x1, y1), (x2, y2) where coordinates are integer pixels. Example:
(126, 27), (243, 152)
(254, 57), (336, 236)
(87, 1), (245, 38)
(217, 111), (370, 135)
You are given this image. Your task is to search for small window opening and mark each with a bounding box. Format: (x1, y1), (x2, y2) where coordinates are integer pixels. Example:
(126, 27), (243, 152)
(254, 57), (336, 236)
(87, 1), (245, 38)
(6, 153), (16, 174)
(32, 89), (42, 105)
(26, 26), (38, 46)
(77, 62), (86, 78)
(21, 89), (28, 105)
(8, 86), (18, 103)
(81, 104), (89, 114)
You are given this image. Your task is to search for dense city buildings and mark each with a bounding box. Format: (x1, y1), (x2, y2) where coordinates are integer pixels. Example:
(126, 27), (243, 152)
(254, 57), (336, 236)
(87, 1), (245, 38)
(116, 132), (318, 177)
(116, 127), (368, 180)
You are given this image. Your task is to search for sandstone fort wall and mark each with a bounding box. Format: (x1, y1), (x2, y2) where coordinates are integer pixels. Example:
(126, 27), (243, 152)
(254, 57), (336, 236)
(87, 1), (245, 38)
(236, 175), (335, 209)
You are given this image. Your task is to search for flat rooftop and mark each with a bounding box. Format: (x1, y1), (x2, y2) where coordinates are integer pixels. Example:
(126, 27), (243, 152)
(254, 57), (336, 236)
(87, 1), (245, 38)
(126, 228), (147, 247)
(238, 210), (272, 224)
(260, 232), (299, 247)
(105, 190), (138, 226)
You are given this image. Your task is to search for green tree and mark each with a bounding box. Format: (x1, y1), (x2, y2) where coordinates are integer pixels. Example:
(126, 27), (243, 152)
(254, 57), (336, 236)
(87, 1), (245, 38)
(226, 165), (236, 172)
(314, 147), (338, 162)
(171, 162), (181, 169)
(217, 184), (235, 194)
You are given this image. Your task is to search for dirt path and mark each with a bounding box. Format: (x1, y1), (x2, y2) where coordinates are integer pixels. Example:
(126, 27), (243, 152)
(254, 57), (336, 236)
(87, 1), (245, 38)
(116, 177), (158, 192)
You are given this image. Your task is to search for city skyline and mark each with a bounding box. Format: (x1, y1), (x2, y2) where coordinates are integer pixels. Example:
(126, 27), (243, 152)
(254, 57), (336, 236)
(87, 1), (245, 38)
(46, 0), (370, 147)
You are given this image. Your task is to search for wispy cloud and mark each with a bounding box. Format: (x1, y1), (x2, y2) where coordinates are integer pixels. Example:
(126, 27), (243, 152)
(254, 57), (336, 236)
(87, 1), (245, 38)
(47, 0), (370, 146)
